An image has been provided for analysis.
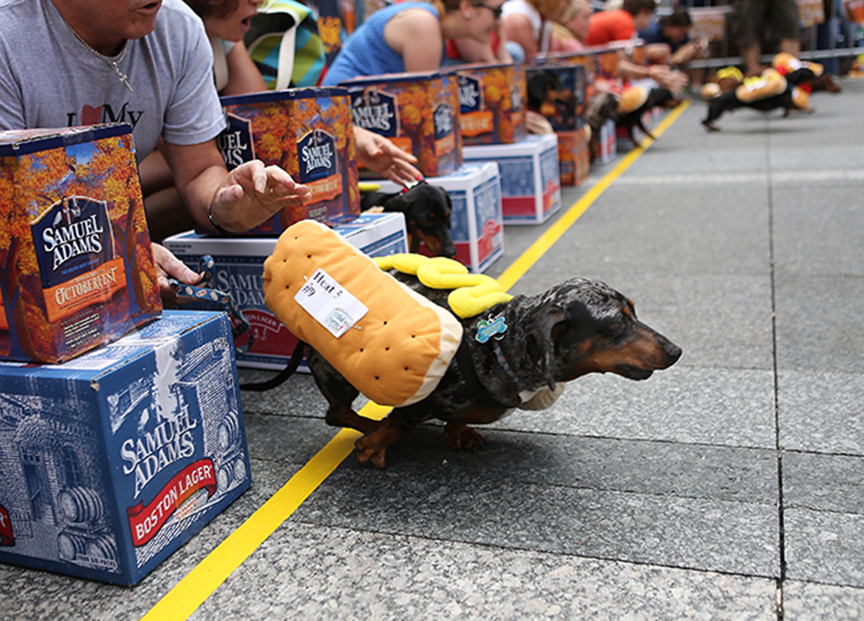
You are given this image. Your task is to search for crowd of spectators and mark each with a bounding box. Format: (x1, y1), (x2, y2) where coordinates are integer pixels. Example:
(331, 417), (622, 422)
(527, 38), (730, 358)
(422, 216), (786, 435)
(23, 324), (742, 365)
(0, 0), (816, 304)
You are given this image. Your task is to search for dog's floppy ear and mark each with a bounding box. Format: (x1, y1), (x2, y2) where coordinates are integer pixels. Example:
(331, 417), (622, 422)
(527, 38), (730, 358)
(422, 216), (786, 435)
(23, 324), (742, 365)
(525, 303), (568, 391)
(382, 192), (410, 214)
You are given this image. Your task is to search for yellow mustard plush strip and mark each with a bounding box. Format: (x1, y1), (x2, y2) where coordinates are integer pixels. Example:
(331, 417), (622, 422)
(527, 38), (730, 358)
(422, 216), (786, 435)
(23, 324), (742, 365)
(375, 253), (512, 319)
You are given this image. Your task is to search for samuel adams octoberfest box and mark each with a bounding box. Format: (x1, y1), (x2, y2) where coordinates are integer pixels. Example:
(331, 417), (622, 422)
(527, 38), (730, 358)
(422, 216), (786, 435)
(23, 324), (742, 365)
(217, 87), (360, 236)
(340, 70), (463, 178)
(449, 62), (527, 145)
(0, 125), (162, 364)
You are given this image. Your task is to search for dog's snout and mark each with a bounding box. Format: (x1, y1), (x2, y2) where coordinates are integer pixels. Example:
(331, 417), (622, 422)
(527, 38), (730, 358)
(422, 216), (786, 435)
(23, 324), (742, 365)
(665, 342), (682, 365)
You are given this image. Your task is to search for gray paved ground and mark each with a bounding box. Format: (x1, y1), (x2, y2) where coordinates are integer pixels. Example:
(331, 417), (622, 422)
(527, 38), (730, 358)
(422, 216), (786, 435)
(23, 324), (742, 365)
(3, 79), (863, 620)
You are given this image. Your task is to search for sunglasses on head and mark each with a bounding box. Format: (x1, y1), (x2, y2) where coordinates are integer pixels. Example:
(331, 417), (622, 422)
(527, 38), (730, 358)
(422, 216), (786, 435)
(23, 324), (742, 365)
(472, 2), (503, 19)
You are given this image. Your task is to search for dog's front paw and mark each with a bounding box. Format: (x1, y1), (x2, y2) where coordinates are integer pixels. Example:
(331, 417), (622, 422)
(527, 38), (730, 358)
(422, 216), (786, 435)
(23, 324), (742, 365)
(445, 423), (487, 450)
(701, 119), (720, 132)
(356, 437), (388, 469)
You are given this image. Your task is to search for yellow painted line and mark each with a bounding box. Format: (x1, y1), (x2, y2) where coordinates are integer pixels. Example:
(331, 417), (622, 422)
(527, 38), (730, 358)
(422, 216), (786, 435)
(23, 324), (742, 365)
(142, 99), (689, 621)
(141, 402), (391, 621)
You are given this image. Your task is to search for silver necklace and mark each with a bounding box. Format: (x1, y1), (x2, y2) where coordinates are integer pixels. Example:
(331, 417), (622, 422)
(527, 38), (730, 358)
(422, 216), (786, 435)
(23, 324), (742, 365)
(64, 22), (134, 93)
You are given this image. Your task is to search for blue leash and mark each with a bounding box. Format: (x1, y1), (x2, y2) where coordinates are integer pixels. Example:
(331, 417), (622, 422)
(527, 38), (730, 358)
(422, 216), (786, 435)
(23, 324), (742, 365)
(168, 255), (254, 355)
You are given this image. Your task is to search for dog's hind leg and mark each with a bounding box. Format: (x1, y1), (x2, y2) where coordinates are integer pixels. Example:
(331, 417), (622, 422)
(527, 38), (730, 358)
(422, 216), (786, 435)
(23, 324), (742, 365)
(309, 350), (381, 435)
(445, 422), (487, 450)
(325, 403), (382, 435)
(635, 119), (656, 144)
(354, 410), (414, 468)
(316, 379), (381, 434)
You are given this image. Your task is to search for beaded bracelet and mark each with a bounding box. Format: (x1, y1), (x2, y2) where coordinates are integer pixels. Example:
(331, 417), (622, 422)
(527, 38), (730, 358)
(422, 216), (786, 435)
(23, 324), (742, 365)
(208, 204), (232, 236)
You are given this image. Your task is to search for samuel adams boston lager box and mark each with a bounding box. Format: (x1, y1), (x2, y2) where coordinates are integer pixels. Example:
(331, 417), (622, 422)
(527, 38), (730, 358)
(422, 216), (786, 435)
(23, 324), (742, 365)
(0, 311), (251, 585)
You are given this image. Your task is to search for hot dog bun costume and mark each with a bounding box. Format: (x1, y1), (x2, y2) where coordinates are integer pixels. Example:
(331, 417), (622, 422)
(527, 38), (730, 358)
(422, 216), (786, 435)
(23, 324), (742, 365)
(262, 220), (463, 407)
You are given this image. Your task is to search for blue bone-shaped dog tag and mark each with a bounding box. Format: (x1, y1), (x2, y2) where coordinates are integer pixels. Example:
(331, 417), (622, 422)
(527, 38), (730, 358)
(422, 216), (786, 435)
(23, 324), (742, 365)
(475, 315), (507, 343)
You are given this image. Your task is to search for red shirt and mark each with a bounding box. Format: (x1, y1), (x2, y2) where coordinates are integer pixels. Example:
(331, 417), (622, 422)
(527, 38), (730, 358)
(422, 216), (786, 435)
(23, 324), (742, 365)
(584, 9), (636, 46)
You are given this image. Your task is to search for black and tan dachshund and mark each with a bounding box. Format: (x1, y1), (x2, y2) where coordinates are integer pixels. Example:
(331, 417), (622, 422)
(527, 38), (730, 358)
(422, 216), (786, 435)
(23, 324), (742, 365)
(307, 275), (682, 468)
(361, 181), (456, 258)
(701, 88), (803, 131)
(702, 65), (827, 131)
(617, 87), (680, 148)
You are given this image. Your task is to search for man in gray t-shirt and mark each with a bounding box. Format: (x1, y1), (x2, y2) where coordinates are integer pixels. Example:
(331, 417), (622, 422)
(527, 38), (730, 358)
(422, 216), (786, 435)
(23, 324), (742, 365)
(0, 0), (311, 245)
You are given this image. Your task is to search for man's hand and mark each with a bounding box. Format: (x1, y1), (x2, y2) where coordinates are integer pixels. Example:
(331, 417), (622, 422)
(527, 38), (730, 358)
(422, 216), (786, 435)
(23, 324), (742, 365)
(648, 65), (690, 93)
(670, 40), (706, 67)
(163, 140), (312, 235)
(208, 160), (311, 233)
(354, 127), (423, 186)
(152, 243), (200, 305)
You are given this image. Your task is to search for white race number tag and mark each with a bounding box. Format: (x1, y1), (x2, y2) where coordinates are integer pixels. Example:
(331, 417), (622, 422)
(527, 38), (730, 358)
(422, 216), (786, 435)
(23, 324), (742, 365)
(294, 268), (368, 338)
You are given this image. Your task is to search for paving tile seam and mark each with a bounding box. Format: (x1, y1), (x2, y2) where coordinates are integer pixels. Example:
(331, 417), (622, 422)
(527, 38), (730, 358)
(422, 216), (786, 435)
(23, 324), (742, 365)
(476, 426), (782, 454)
(780, 577), (864, 592)
(775, 273), (864, 280)
(766, 132), (786, 599)
(600, 170), (864, 186)
(781, 447), (864, 458)
(284, 519), (783, 582)
(783, 503), (864, 516)
(502, 480), (780, 508)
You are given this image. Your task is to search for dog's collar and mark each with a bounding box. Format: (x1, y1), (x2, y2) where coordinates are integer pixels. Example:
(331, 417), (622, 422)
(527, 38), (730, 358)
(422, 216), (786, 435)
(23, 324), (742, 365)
(491, 340), (531, 393)
(400, 176), (426, 194)
(455, 338), (516, 409)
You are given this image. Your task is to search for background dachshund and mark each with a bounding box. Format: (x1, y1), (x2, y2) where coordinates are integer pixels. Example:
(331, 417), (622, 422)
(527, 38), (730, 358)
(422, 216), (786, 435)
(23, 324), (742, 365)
(307, 275), (682, 468)
(616, 87), (681, 148)
(701, 85), (807, 131)
(585, 90), (619, 162)
(361, 181), (456, 258)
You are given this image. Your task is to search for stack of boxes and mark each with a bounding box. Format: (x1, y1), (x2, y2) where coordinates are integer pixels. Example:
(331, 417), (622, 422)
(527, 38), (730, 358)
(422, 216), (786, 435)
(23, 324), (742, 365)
(457, 63), (562, 226)
(0, 125), (251, 585)
(168, 86), (411, 370)
(339, 69), (505, 272)
(0, 30), (678, 587)
(525, 60), (590, 187)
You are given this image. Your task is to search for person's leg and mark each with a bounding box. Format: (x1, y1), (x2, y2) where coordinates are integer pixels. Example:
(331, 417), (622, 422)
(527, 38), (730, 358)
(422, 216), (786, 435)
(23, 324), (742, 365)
(740, 42), (764, 74)
(144, 187), (195, 243)
(732, 0), (769, 74)
(779, 36), (801, 54)
(139, 141), (194, 243)
(771, 0), (802, 57)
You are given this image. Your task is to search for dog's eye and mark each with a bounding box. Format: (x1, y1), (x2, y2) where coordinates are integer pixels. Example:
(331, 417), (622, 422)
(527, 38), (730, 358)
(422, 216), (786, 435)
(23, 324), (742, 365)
(606, 321), (626, 337)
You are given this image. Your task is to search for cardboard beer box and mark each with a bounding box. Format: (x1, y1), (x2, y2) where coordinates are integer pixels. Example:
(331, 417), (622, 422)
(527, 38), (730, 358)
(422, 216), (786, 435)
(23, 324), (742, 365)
(217, 87), (360, 236)
(557, 127), (591, 186)
(164, 213), (408, 371)
(525, 62), (587, 132)
(340, 70), (462, 178)
(524, 62), (587, 186)
(534, 50), (596, 101)
(587, 44), (622, 86)
(463, 134), (561, 224)
(374, 163), (503, 273)
(0, 311), (251, 585)
(448, 62), (527, 145)
(593, 118), (618, 164)
(0, 124), (162, 364)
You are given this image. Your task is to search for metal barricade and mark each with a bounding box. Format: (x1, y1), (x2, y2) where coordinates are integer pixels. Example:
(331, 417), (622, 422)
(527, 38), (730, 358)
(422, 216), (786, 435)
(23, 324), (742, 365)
(671, 0), (864, 72)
